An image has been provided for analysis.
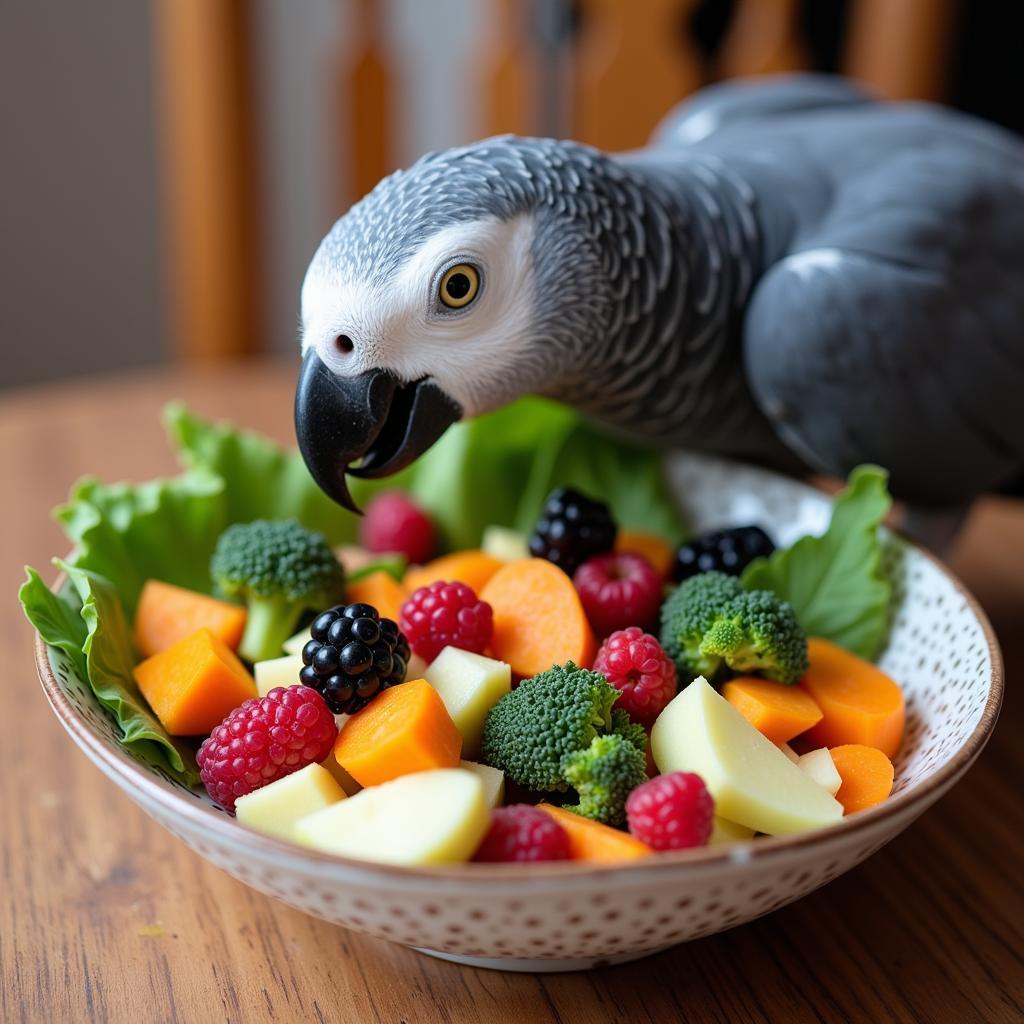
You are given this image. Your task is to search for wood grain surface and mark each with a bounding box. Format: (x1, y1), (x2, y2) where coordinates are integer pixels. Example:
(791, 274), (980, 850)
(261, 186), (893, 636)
(2, 362), (1021, 1024)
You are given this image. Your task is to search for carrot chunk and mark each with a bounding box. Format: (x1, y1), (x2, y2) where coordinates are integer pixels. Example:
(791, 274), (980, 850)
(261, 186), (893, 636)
(134, 579), (247, 658)
(480, 558), (596, 676)
(829, 744), (895, 813)
(614, 530), (674, 579)
(538, 804), (652, 862)
(799, 638), (905, 757)
(334, 678), (462, 787)
(722, 677), (824, 744)
(405, 551), (503, 595)
(133, 627), (256, 735)
(346, 570), (409, 624)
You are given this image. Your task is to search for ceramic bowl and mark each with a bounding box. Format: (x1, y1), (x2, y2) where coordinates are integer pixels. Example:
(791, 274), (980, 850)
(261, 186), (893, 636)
(34, 454), (1003, 972)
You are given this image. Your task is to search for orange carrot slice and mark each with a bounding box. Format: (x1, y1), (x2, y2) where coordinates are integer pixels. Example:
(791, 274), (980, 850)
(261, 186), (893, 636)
(829, 744), (895, 814)
(799, 638), (905, 758)
(134, 579), (247, 658)
(614, 530), (675, 579)
(334, 678), (462, 787)
(538, 804), (652, 862)
(722, 677), (824, 744)
(133, 628), (256, 736)
(480, 558), (597, 676)
(347, 570), (409, 624)
(405, 551), (503, 594)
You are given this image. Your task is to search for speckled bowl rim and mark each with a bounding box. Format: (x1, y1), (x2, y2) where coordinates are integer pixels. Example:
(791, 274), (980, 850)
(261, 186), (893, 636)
(35, 533), (1003, 885)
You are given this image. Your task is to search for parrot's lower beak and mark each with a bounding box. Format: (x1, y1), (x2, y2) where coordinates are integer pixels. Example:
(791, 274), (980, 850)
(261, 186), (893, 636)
(294, 351), (461, 513)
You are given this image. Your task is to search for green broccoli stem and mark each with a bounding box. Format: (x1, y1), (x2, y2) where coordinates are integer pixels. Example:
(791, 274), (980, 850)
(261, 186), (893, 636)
(238, 595), (304, 664)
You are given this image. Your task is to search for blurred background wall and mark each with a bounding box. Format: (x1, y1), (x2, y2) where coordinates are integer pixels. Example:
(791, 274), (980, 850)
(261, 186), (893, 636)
(2, 0), (1021, 392)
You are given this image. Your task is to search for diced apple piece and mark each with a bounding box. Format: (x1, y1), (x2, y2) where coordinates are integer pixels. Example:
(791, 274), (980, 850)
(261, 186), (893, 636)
(709, 816), (756, 846)
(651, 677), (844, 836)
(460, 759), (505, 808)
(283, 629), (308, 655)
(778, 741), (800, 763)
(482, 525), (530, 562)
(797, 748), (843, 796)
(253, 652), (305, 697)
(235, 763), (346, 841)
(294, 768), (489, 865)
(424, 647), (512, 758)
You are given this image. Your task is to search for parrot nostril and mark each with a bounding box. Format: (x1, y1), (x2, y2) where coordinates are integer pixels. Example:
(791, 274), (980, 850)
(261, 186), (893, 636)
(333, 334), (354, 356)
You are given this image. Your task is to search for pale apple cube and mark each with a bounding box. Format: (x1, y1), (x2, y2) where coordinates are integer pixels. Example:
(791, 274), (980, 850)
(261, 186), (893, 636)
(294, 768), (488, 865)
(778, 741), (800, 763)
(460, 759), (505, 808)
(283, 629), (308, 656)
(235, 763), (346, 841)
(797, 748), (843, 796)
(424, 647), (512, 758)
(651, 677), (844, 836)
(482, 525), (530, 562)
(709, 816), (756, 846)
(254, 653), (305, 697)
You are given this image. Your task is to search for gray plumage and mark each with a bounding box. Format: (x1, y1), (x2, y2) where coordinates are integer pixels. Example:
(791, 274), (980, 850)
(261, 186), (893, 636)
(309, 74), (1024, 510)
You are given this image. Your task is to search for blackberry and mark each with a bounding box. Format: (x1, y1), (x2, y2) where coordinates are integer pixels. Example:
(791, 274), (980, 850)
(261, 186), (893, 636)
(298, 602), (410, 715)
(528, 487), (617, 576)
(672, 526), (775, 582)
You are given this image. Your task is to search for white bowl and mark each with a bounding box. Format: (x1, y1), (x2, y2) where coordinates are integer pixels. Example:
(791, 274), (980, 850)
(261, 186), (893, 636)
(34, 454), (1002, 972)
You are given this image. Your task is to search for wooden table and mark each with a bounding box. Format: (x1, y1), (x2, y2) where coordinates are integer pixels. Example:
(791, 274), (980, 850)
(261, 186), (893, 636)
(2, 363), (1021, 1024)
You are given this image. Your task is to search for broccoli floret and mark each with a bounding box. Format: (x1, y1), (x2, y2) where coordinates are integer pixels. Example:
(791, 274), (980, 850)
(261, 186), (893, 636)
(660, 571), (808, 685)
(211, 519), (344, 663)
(560, 733), (649, 826)
(480, 662), (620, 792)
(610, 708), (648, 755)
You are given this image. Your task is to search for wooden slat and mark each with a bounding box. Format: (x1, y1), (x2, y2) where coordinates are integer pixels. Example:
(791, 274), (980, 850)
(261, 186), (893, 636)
(153, 0), (261, 362)
(716, 0), (808, 79)
(571, 0), (704, 152)
(844, 0), (958, 100)
(478, 0), (538, 137)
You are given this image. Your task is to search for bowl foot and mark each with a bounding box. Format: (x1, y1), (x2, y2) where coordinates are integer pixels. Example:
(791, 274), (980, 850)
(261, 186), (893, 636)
(414, 944), (674, 972)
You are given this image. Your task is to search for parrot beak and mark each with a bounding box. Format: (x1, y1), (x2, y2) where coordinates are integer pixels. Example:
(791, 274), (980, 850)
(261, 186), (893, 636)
(294, 351), (462, 513)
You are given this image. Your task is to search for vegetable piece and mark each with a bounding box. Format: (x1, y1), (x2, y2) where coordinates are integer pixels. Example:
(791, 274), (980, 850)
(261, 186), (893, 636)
(283, 628), (309, 655)
(460, 760), (506, 808)
(650, 677), (844, 835)
(660, 572), (808, 685)
(333, 678), (462, 787)
(253, 652), (304, 697)
(722, 677), (823, 744)
(210, 519), (345, 664)
(133, 579), (247, 658)
(561, 733), (649, 826)
(799, 637), (905, 758)
(133, 628), (257, 736)
(829, 744), (895, 813)
(481, 525), (530, 563)
(345, 569), (409, 624)
(481, 662), (639, 793)
(424, 647), (512, 759)
(796, 748), (843, 796)
(742, 465), (893, 660)
(480, 559), (597, 677)
(404, 550), (503, 594)
(615, 529), (674, 578)
(294, 768), (489, 864)
(235, 762), (346, 841)
(709, 816), (756, 845)
(537, 803), (652, 862)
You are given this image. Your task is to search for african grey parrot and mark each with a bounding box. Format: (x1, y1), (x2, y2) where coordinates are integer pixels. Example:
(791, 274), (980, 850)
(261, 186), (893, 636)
(294, 74), (1024, 532)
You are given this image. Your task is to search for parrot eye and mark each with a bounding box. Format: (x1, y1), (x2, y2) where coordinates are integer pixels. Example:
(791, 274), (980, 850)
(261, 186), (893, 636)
(439, 263), (480, 309)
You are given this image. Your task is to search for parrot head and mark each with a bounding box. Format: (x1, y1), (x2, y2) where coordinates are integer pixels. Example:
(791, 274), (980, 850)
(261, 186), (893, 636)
(294, 135), (638, 511)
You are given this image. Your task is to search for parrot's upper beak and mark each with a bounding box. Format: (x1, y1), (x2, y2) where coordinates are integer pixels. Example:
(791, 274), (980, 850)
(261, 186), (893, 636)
(294, 351), (462, 513)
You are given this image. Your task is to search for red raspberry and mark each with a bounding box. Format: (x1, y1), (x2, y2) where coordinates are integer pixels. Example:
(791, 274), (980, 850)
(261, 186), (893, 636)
(399, 580), (493, 663)
(626, 772), (714, 851)
(360, 491), (436, 565)
(573, 552), (663, 636)
(473, 805), (572, 862)
(593, 627), (677, 726)
(196, 685), (338, 812)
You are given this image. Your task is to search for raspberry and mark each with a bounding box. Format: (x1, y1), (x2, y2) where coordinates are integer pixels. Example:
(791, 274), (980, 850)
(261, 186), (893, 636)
(626, 772), (714, 850)
(399, 580), (493, 663)
(360, 491), (437, 565)
(574, 552), (663, 636)
(472, 805), (572, 862)
(528, 487), (617, 576)
(673, 525), (775, 582)
(593, 627), (677, 726)
(197, 685), (338, 812)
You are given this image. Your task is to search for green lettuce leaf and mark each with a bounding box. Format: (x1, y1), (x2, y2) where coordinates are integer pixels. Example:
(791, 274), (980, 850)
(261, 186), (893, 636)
(741, 465), (893, 660)
(19, 567), (88, 682)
